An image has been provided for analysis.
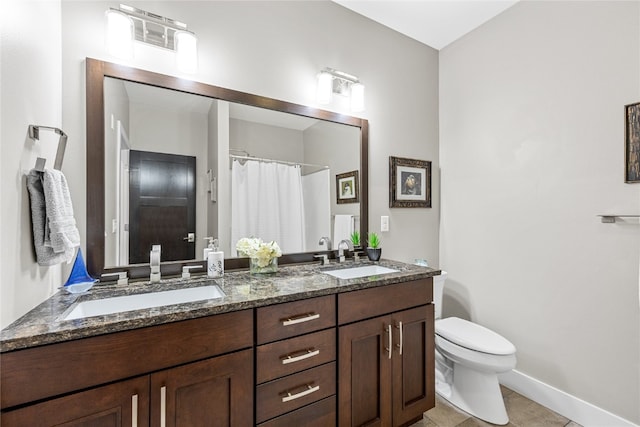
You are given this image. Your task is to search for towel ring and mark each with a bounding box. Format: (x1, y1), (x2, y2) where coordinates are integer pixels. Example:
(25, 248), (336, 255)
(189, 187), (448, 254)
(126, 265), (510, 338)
(29, 125), (67, 171)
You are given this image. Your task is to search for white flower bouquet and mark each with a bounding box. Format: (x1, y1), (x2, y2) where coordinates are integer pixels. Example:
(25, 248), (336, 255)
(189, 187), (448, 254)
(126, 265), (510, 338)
(236, 237), (282, 270)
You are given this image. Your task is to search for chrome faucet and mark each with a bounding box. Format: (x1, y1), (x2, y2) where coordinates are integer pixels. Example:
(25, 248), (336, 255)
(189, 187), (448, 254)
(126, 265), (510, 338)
(337, 239), (353, 263)
(318, 236), (332, 251)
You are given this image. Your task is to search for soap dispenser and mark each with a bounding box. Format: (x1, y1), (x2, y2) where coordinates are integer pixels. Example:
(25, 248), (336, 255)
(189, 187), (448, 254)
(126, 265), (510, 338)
(203, 237), (215, 261)
(207, 238), (224, 278)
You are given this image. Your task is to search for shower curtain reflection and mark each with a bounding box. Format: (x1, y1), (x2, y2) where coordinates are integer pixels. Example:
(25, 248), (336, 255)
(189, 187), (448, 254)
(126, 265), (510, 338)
(231, 159), (306, 255)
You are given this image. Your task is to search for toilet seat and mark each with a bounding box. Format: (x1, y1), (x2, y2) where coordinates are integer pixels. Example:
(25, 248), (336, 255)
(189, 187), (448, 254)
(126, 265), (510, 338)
(436, 317), (515, 355)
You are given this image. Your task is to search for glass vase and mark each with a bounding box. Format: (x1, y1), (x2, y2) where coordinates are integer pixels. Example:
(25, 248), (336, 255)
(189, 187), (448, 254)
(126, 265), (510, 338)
(250, 257), (278, 275)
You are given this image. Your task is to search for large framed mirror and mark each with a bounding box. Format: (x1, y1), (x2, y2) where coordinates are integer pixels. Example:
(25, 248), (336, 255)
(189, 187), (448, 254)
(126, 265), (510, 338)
(86, 58), (368, 279)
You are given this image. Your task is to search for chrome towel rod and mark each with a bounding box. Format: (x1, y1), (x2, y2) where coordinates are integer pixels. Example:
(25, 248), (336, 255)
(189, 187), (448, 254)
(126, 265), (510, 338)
(598, 215), (640, 223)
(28, 124), (67, 171)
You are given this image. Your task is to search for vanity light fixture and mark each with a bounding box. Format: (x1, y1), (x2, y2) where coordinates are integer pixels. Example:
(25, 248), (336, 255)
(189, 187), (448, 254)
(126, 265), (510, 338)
(316, 68), (365, 113)
(105, 4), (198, 73)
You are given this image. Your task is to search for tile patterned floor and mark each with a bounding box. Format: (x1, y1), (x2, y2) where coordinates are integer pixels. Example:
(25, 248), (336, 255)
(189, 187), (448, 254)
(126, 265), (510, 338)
(411, 386), (583, 427)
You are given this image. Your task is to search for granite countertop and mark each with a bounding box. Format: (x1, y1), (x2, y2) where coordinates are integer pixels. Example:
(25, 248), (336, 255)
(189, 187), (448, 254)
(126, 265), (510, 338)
(0, 259), (440, 353)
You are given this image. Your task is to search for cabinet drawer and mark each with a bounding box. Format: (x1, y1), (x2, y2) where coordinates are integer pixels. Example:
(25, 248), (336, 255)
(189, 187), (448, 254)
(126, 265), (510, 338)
(257, 295), (336, 344)
(258, 396), (336, 427)
(338, 278), (433, 325)
(256, 362), (336, 423)
(257, 329), (336, 384)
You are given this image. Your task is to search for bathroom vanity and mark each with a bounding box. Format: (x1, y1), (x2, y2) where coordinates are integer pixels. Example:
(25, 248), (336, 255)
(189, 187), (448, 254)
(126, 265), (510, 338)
(0, 260), (437, 427)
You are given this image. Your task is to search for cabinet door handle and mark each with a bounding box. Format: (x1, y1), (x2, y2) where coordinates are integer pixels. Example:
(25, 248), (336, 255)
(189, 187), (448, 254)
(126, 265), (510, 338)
(160, 386), (167, 427)
(281, 383), (320, 402)
(281, 348), (320, 365)
(396, 321), (403, 355)
(131, 394), (138, 427)
(282, 312), (320, 326)
(384, 324), (393, 359)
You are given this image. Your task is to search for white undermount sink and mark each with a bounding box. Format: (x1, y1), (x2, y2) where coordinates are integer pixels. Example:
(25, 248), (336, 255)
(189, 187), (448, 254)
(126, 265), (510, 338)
(63, 285), (225, 321)
(322, 265), (399, 280)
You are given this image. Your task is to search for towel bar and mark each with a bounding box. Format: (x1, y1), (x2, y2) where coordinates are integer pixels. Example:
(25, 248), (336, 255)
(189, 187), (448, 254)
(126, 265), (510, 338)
(598, 215), (640, 223)
(28, 124), (67, 171)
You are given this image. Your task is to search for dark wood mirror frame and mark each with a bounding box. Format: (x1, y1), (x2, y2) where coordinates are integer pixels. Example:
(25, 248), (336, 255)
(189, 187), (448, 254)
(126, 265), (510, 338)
(86, 58), (369, 279)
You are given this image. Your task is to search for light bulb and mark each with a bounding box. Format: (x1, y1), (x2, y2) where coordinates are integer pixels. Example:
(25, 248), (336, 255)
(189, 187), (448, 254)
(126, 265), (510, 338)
(350, 82), (365, 113)
(317, 72), (333, 105)
(175, 31), (198, 74)
(105, 10), (133, 59)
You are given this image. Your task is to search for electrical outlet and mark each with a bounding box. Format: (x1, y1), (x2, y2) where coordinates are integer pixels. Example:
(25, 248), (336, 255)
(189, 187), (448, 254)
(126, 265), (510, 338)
(381, 215), (389, 232)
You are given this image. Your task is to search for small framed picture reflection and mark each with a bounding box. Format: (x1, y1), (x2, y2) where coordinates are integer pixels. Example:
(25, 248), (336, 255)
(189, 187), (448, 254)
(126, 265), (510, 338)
(336, 170), (359, 204)
(625, 102), (640, 183)
(389, 156), (431, 208)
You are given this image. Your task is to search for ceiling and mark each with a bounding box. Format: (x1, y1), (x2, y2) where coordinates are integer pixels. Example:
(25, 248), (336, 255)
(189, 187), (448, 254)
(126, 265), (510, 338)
(334, 0), (519, 50)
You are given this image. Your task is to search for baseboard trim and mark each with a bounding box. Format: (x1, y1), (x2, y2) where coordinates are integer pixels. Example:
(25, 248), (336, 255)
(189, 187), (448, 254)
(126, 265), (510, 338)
(499, 370), (639, 427)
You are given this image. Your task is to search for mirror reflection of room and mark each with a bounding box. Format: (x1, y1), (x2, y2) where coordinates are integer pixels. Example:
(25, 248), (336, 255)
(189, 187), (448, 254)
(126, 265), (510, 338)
(103, 77), (360, 268)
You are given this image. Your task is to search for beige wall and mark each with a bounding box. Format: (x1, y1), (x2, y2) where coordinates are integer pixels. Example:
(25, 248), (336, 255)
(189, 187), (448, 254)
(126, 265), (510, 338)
(440, 1), (640, 423)
(1, 0), (63, 328)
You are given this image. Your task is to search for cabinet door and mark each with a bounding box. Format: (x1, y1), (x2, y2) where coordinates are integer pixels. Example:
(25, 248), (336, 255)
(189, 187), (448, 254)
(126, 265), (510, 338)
(150, 349), (253, 427)
(1, 376), (149, 427)
(392, 305), (435, 426)
(338, 315), (392, 427)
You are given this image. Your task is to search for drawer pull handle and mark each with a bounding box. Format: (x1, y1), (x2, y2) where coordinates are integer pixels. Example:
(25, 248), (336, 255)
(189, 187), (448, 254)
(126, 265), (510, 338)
(396, 321), (403, 355)
(384, 324), (392, 359)
(160, 386), (166, 427)
(281, 348), (320, 365)
(281, 383), (320, 403)
(282, 312), (320, 326)
(131, 394), (138, 427)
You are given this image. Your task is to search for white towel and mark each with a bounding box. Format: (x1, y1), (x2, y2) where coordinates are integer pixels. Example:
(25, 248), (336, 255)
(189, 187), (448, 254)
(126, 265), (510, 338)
(333, 214), (354, 246)
(26, 169), (80, 265)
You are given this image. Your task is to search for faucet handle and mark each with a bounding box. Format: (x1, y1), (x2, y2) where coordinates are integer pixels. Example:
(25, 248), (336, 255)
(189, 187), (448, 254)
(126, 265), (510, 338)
(314, 254), (330, 266)
(353, 251), (365, 263)
(101, 271), (128, 285)
(182, 265), (203, 279)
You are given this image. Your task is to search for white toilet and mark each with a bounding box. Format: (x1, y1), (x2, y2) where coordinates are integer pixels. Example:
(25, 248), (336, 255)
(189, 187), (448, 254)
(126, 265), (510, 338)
(433, 271), (516, 425)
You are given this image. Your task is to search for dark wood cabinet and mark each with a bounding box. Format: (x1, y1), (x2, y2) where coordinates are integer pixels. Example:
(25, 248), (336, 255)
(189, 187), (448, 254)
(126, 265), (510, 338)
(4, 351), (254, 427)
(1, 276), (435, 427)
(1, 310), (253, 427)
(339, 314), (392, 426)
(338, 279), (435, 427)
(151, 349), (253, 427)
(2, 376), (150, 427)
(392, 305), (435, 426)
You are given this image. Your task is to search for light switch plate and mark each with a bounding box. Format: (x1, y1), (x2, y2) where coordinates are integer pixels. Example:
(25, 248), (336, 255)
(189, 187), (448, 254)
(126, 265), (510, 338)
(381, 215), (389, 232)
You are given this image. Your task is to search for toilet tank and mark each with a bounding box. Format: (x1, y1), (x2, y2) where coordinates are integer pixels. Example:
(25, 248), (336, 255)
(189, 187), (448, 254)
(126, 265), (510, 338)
(433, 271), (447, 319)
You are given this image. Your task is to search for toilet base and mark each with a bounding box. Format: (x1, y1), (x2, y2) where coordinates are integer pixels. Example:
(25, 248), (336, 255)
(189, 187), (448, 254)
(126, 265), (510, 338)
(436, 363), (509, 425)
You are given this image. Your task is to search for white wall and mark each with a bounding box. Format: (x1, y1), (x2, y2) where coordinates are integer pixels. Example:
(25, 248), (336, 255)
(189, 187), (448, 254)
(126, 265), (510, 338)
(440, 1), (640, 424)
(1, 1), (63, 329)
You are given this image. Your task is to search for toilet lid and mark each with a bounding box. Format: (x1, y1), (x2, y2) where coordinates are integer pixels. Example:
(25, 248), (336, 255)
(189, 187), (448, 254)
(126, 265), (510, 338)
(435, 317), (516, 355)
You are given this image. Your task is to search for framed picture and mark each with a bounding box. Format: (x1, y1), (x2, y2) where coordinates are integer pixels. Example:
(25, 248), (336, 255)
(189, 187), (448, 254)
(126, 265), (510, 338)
(336, 170), (359, 204)
(625, 102), (640, 183)
(389, 156), (431, 208)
